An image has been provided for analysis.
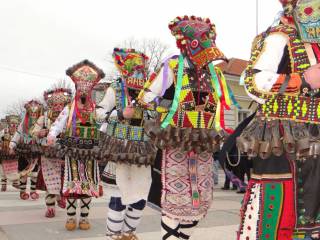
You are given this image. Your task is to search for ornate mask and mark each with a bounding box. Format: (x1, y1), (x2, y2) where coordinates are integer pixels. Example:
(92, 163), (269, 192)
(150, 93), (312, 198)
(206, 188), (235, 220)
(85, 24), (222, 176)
(294, 0), (320, 43)
(66, 60), (105, 98)
(24, 100), (43, 120)
(113, 48), (149, 90)
(169, 16), (226, 69)
(5, 115), (20, 135)
(44, 88), (72, 113)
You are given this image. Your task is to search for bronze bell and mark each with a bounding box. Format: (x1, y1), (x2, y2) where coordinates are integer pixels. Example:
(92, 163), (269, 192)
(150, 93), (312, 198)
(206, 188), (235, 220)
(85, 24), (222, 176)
(158, 139), (165, 149)
(283, 127), (296, 153)
(236, 136), (249, 154)
(308, 142), (316, 159)
(248, 136), (259, 158)
(199, 129), (208, 142)
(297, 137), (310, 154)
(183, 128), (192, 142)
(312, 142), (320, 159)
(191, 131), (200, 142)
(259, 141), (271, 160)
(210, 142), (217, 153)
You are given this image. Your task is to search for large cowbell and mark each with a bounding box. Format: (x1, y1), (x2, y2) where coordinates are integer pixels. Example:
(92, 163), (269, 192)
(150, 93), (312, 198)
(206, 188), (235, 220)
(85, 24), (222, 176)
(294, 0), (320, 43)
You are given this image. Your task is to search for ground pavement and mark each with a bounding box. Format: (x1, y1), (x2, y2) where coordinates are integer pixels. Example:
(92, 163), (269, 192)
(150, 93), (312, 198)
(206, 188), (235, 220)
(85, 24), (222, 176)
(0, 171), (243, 240)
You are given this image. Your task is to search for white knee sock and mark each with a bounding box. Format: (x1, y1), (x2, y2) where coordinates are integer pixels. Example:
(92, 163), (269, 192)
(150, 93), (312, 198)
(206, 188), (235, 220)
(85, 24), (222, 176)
(80, 197), (91, 220)
(178, 221), (198, 239)
(20, 176), (27, 193)
(45, 193), (56, 208)
(122, 207), (143, 234)
(161, 216), (180, 240)
(66, 198), (77, 220)
(106, 208), (125, 236)
(30, 175), (37, 193)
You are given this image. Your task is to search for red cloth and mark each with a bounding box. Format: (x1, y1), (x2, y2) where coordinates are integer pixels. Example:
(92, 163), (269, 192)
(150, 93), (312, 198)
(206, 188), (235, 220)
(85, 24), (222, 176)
(277, 179), (295, 240)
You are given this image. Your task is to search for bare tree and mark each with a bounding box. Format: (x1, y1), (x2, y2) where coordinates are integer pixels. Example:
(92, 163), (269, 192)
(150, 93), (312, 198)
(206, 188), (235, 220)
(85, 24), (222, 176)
(107, 38), (171, 78)
(49, 78), (74, 92)
(4, 99), (26, 117)
(2, 80), (75, 118)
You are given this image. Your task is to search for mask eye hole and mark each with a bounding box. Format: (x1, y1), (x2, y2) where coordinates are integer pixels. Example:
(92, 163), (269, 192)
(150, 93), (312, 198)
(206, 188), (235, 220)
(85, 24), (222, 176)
(190, 39), (199, 49)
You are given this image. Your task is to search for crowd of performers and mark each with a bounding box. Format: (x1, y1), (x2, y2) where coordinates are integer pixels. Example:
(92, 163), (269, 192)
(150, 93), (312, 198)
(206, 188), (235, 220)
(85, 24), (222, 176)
(0, 1), (320, 239)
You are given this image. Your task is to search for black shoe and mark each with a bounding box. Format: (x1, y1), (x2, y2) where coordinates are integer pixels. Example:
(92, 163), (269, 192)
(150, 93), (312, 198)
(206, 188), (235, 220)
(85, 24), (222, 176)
(221, 186), (230, 190)
(237, 190), (246, 194)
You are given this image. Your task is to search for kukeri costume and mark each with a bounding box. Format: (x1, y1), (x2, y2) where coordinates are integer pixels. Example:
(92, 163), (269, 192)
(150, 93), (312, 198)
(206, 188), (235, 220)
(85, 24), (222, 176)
(47, 60), (104, 231)
(10, 100), (44, 200)
(31, 87), (72, 218)
(138, 16), (235, 240)
(97, 48), (156, 240)
(236, 0), (320, 239)
(0, 115), (20, 191)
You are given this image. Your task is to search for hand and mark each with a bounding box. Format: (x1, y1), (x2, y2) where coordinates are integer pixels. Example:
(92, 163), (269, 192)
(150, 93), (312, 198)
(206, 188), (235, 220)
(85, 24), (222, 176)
(47, 136), (56, 146)
(304, 63), (320, 90)
(123, 105), (135, 119)
(38, 129), (49, 138)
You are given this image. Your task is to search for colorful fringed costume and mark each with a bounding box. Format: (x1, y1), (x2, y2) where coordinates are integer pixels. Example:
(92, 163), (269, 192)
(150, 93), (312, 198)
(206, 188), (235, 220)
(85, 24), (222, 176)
(97, 48), (156, 240)
(138, 16), (235, 240)
(236, 1), (320, 239)
(47, 60), (104, 231)
(31, 87), (72, 218)
(10, 100), (44, 200)
(0, 115), (20, 191)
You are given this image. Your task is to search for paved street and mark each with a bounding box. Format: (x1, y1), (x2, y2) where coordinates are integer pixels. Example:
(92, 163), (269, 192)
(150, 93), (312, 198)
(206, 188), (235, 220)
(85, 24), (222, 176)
(0, 171), (242, 240)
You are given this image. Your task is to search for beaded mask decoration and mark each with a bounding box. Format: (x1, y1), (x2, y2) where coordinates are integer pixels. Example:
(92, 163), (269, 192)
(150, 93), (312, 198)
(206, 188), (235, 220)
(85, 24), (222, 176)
(169, 16), (226, 69)
(5, 115), (20, 135)
(294, 0), (320, 43)
(113, 48), (149, 90)
(24, 100), (44, 120)
(23, 100), (44, 132)
(66, 59), (105, 98)
(44, 88), (72, 113)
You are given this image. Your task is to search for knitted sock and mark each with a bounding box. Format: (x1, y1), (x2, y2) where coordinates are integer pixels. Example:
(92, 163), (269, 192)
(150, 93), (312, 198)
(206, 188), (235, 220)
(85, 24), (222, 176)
(161, 215), (180, 240)
(66, 198), (77, 220)
(123, 200), (146, 234)
(30, 175), (37, 193)
(80, 197), (91, 220)
(19, 176), (27, 193)
(178, 221), (199, 239)
(106, 197), (126, 236)
(1, 178), (7, 190)
(45, 193), (56, 208)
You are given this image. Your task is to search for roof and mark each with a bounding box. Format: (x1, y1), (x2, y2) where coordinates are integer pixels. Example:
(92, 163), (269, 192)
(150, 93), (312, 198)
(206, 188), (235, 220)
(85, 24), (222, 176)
(216, 58), (248, 77)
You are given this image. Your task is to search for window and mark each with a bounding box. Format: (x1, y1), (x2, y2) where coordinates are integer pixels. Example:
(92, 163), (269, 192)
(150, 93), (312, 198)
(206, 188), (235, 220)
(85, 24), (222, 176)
(238, 110), (251, 124)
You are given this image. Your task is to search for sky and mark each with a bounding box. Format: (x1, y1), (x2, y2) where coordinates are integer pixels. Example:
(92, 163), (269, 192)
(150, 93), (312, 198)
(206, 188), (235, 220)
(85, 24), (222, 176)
(0, 0), (282, 118)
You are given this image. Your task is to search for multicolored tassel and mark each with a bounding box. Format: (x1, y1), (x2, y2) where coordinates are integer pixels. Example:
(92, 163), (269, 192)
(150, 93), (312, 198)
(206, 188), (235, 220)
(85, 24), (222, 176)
(160, 55), (184, 129)
(208, 62), (240, 133)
